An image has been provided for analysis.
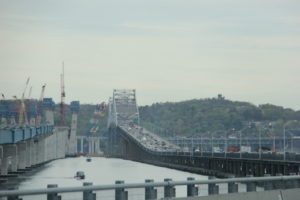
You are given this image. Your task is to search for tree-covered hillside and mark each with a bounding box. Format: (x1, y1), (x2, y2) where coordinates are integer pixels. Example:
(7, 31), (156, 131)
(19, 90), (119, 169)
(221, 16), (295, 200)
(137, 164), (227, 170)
(53, 96), (300, 138)
(139, 97), (300, 138)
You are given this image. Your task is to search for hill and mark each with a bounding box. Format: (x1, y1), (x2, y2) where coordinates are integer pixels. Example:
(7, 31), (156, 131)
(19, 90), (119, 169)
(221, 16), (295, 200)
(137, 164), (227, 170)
(139, 96), (300, 138)
(53, 97), (300, 138)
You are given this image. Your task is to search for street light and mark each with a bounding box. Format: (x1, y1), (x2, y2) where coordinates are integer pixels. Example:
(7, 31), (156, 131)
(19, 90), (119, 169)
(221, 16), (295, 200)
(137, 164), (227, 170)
(283, 126), (286, 161)
(284, 129), (298, 154)
(211, 132), (213, 157)
(200, 135), (203, 157)
(224, 130), (228, 158)
(237, 126), (249, 159)
(259, 127), (262, 159)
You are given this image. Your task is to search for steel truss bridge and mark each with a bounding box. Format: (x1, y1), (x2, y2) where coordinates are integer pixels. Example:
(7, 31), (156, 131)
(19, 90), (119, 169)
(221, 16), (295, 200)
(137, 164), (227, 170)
(106, 89), (300, 178)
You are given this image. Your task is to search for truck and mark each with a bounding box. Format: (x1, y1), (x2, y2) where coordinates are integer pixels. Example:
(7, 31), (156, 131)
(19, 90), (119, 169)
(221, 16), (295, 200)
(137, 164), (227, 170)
(240, 146), (251, 153)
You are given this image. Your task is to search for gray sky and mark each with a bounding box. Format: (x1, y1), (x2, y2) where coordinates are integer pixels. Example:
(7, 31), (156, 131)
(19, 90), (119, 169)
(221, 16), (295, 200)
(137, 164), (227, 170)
(0, 0), (299, 110)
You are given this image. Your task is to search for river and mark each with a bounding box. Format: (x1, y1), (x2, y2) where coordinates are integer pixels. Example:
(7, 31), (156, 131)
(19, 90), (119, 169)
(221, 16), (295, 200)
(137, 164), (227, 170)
(1, 157), (209, 199)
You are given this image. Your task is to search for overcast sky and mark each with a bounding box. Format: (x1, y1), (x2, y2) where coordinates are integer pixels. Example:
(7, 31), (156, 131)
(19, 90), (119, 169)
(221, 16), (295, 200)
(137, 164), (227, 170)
(0, 0), (299, 110)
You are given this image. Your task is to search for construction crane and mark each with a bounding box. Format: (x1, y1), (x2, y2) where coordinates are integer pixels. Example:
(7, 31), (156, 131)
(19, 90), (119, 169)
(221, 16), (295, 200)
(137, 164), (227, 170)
(12, 95), (24, 125)
(60, 62), (66, 126)
(15, 77), (30, 125)
(36, 84), (46, 125)
(28, 86), (32, 98)
(85, 102), (106, 135)
(22, 77), (30, 99)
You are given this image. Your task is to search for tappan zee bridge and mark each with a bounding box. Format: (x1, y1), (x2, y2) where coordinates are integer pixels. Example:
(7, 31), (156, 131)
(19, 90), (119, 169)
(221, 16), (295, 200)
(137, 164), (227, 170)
(1, 89), (300, 200)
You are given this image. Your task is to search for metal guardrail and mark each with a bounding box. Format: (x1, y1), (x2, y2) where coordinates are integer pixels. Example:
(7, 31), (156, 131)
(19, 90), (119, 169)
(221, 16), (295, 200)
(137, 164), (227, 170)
(1, 175), (300, 200)
(117, 126), (300, 162)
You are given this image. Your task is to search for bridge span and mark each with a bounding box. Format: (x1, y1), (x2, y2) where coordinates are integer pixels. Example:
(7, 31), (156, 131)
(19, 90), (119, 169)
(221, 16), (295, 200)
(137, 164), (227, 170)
(0, 98), (80, 179)
(106, 89), (300, 178)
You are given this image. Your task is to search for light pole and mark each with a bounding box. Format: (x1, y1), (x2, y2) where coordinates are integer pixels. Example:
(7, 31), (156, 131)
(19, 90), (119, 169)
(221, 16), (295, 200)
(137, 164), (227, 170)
(200, 135), (203, 157)
(211, 132), (213, 157)
(239, 131), (242, 158)
(283, 126), (286, 161)
(285, 129), (295, 153)
(225, 131), (228, 158)
(237, 127), (248, 159)
(291, 132), (293, 153)
(259, 127), (262, 159)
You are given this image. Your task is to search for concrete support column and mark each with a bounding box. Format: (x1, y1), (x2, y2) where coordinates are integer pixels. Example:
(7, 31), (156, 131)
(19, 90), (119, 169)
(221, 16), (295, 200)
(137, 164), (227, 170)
(55, 127), (68, 159)
(36, 136), (45, 164)
(1, 144), (18, 175)
(68, 113), (78, 155)
(95, 138), (100, 154)
(25, 140), (32, 168)
(30, 139), (38, 166)
(80, 137), (84, 153)
(92, 138), (95, 154)
(17, 142), (27, 170)
(92, 139), (96, 154)
(89, 138), (93, 155)
(46, 133), (56, 161)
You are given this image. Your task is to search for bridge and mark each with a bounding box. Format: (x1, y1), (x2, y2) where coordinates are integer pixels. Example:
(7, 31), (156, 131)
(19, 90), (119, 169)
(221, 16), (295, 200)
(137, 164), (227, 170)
(106, 89), (300, 178)
(1, 89), (300, 200)
(0, 98), (80, 178)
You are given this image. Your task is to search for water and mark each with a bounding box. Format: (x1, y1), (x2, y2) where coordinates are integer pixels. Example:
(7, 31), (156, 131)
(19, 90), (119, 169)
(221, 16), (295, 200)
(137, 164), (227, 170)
(3, 157), (209, 199)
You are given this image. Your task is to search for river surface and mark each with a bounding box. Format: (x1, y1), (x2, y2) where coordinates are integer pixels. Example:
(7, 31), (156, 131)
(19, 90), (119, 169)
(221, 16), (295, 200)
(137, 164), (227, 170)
(2, 157), (210, 199)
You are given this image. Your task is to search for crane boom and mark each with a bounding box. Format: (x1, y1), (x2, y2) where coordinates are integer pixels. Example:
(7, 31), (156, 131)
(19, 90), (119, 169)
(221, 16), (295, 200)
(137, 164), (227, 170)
(36, 84), (46, 125)
(22, 77), (30, 99)
(39, 84), (46, 101)
(28, 86), (32, 98)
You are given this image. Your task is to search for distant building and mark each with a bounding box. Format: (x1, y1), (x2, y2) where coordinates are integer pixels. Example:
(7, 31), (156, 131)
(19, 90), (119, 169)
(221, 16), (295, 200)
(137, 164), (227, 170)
(217, 94), (225, 100)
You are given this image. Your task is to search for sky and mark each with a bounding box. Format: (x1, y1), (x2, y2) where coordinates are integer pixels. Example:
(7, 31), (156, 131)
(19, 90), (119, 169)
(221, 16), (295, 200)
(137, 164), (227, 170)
(0, 0), (299, 110)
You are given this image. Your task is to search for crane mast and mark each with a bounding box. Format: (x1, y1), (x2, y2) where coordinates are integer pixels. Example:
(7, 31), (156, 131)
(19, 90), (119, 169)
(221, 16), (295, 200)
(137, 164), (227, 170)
(60, 63), (66, 126)
(36, 84), (46, 125)
(19, 77), (30, 125)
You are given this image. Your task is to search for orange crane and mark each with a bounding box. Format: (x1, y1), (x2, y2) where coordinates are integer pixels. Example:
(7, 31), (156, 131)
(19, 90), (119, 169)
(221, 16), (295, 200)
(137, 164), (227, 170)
(14, 77), (30, 125)
(36, 84), (46, 125)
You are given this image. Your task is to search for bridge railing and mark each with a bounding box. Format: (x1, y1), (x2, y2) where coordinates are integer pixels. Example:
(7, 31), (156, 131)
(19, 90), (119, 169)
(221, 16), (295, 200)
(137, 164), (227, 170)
(1, 175), (300, 200)
(151, 149), (300, 162)
(0, 125), (54, 144)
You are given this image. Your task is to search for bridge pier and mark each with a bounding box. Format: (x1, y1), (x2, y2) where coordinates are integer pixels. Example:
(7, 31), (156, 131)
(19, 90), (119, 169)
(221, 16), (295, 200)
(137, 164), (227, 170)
(16, 142), (27, 170)
(1, 144), (17, 175)
(45, 133), (54, 162)
(30, 138), (38, 166)
(38, 136), (46, 164)
(67, 111), (78, 155)
(25, 140), (31, 168)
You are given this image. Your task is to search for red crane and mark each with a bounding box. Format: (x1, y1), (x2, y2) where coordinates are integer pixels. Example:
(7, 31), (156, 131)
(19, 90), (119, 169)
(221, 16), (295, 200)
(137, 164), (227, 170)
(60, 62), (66, 126)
